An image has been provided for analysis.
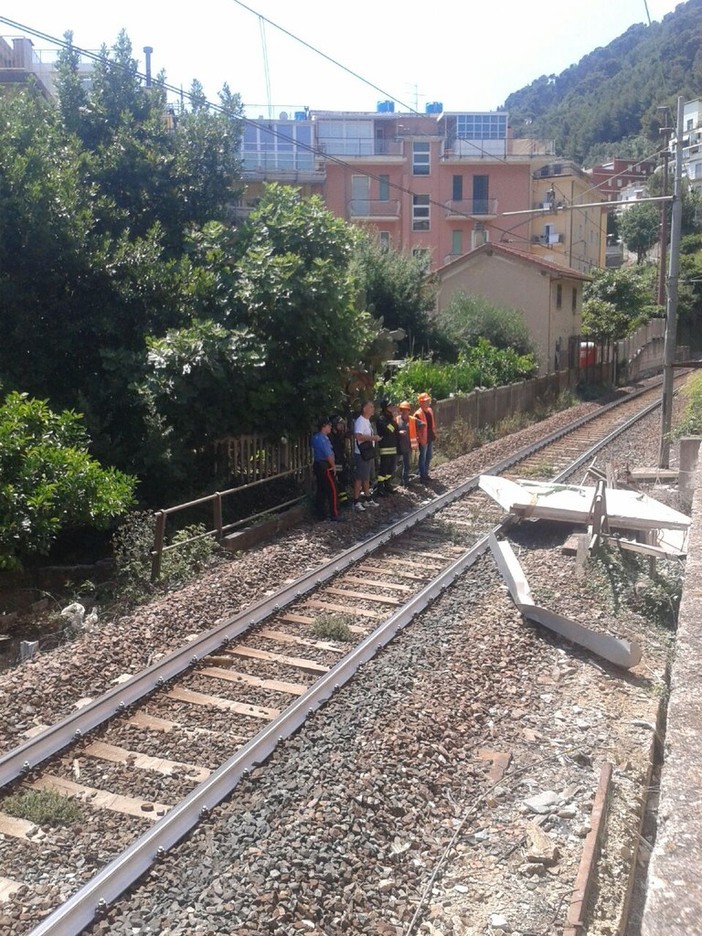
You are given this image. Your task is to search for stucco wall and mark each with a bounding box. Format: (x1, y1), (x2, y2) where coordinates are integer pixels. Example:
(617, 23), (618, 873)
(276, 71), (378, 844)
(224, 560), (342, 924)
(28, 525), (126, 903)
(436, 251), (583, 374)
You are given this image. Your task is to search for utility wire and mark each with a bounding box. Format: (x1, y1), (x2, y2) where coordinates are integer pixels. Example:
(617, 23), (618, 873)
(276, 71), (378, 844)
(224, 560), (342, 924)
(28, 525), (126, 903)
(0, 17), (534, 240)
(228, 0), (419, 115)
(0, 16), (617, 269)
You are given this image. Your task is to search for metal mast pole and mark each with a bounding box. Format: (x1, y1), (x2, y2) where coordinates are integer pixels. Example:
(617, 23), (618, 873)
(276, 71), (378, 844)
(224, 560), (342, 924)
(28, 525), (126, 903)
(658, 96), (684, 468)
(657, 130), (671, 307)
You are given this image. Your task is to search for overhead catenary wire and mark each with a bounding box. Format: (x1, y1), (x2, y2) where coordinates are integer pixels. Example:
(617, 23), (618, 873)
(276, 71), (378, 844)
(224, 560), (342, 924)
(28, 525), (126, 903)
(228, 0), (420, 116)
(0, 14), (666, 271)
(0, 16), (536, 245)
(258, 15), (272, 120)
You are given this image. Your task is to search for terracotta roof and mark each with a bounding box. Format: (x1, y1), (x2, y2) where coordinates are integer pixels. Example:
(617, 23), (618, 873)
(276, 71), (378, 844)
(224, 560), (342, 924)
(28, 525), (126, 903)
(437, 241), (592, 281)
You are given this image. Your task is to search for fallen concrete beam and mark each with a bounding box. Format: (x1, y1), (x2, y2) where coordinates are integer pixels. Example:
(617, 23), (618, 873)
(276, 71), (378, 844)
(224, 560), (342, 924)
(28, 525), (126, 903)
(626, 468), (679, 483)
(600, 534), (686, 561)
(488, 534), (642, 669)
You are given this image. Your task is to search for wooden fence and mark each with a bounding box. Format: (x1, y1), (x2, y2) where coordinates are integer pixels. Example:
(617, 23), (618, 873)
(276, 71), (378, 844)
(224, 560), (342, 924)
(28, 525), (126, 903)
(214, 433), (311, 485)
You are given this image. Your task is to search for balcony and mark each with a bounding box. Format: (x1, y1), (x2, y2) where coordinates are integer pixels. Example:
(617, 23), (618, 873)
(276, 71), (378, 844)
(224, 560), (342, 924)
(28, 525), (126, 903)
(531, 233), (565, 245)
(319, 138), (404, 158)
(532, 201), (565, 211)
(441, 138), (555, 161)
(348, 199), (401, 220)
(445, 198), (497, 218)
(241, 149), (326, 182)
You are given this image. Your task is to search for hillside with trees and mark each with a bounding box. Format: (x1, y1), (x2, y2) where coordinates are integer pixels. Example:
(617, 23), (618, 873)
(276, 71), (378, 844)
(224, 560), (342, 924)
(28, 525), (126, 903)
(504, 0), (702, 165)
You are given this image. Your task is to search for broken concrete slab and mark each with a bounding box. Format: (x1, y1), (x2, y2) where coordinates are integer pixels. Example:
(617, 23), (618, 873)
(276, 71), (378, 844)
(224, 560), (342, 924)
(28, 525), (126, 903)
(479, 475), (690, 533)
(488, 534), (642, 669)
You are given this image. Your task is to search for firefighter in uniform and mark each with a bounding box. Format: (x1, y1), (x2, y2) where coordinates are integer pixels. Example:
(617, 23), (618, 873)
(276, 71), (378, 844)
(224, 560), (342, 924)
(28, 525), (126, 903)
(329, 415), (350, 507)
(376, 398), (398, 496)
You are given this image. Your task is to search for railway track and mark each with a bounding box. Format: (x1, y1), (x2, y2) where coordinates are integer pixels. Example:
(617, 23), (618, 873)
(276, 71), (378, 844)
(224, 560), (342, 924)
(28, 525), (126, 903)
(0, 379), (681, 935)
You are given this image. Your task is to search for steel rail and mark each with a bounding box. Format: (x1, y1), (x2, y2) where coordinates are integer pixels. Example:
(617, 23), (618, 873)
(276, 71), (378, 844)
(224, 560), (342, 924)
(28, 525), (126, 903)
(29, 529), (502, 936)
(0, 384), (659, 791)
(25, 384), (666, 936)
(551, 396), (662, 484)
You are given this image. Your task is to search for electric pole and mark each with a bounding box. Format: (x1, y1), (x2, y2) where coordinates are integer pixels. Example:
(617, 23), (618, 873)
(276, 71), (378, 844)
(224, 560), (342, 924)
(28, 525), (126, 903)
(658, 97), (684, 468)
(657, 121), (672, 307)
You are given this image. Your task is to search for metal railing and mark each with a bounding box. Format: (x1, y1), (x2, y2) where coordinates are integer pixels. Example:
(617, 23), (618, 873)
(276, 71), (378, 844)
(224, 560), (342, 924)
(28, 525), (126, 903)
(317, 137), (404, 157)
(348, 198), (401, 218)
(445, 197), (498, 217)
(150, 434), (312, 582)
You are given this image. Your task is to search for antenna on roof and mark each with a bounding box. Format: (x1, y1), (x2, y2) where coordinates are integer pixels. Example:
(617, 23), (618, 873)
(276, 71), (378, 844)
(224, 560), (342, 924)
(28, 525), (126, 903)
(259, 16), (272, 120)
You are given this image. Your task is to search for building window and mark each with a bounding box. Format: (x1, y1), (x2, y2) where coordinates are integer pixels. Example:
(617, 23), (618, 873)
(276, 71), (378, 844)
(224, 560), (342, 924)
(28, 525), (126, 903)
(473, 175), (489, 214)
(572, 287), (578, 313)
(451, 230), (462, 256)
(379, 231), (390, 249)
(452, 175), (463, 201)
(556, 284), (563, 309)
(412, 142), (430, 175)
(454, 113), (507, 140)
(350, 175), (370, 217)
(378, 174), (390, 201)
(412, 194), (430, 230)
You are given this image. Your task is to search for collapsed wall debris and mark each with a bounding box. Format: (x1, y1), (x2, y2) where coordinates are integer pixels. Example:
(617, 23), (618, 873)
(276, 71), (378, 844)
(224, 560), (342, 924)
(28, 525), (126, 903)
(481, 474), (690, 669)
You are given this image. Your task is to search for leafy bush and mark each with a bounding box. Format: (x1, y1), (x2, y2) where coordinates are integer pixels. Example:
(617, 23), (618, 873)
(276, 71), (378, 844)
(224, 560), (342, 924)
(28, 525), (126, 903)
(379, 340), (537, 402)
(0, 392), (136, 570)
(161, 523), (217, 585)
(437, 292), (535, 356)
(582, 266), (657, 340)
(112, 511), (217, 604)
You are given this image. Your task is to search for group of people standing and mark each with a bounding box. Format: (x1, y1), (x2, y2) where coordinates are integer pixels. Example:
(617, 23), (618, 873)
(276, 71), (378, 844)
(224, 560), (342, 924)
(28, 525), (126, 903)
(310, 393), (437, 522)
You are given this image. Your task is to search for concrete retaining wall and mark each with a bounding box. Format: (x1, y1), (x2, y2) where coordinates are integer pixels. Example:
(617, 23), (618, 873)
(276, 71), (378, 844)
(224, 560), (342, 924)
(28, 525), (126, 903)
(641, 457), (702, 935)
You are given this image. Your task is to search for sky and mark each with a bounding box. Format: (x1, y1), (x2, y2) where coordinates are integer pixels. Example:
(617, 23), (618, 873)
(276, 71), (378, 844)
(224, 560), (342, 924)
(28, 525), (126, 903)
(0, 0), (687, 116)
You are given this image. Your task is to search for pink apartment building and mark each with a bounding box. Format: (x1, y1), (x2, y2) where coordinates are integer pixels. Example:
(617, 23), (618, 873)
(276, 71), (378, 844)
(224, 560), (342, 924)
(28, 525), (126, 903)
(240, 104), (605, 273)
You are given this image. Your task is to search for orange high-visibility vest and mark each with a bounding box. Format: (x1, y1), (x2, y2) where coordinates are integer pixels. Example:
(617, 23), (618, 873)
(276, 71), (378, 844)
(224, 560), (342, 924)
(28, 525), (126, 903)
(407, 415), (420, 451)
(413, 408), (431, 446)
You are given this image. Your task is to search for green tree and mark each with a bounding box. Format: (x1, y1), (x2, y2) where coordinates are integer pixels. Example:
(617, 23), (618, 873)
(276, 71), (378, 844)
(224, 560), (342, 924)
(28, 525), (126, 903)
(618, 202), (659, 263)
(582, 266), (655, 340)
(170, 82), (244, 237)
(136, 320), (263, 486)
(0, 34), (246, 500)
(350, 236), (439, 355)
(231, 184), (379, 427)
(0, 88), (98, 410)
(128, 186), (381, 496)
(0, 392), (136, 569)
(56, 32), (243, 253)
